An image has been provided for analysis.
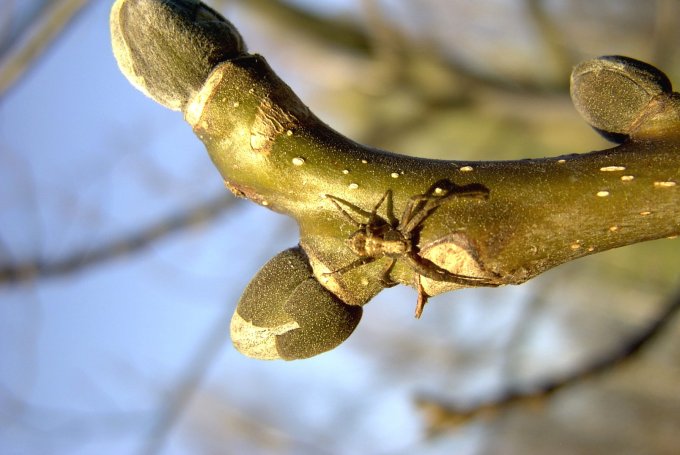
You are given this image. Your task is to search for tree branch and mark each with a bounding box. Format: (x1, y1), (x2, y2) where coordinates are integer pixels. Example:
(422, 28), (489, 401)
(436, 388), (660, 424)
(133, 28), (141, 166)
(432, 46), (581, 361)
(0, 194), (237, 285)
(415, 283), (680, 434)
(235, 0), (555, 93)
(0, 0), (92, 97)
(524, 0), (573, 88)
(110, 0), (680, 359)
(230, 0), (371, 54)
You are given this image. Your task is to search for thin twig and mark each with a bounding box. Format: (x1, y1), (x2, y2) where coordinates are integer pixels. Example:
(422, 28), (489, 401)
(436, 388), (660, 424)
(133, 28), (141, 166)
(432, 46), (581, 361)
(652, 0), (680, 68)
(416, 284), (680, 434)
(229, 0), (371, 53)
(524, 0), (572, 89)
(0, 194), (238, 285)
(0, 0), (92, 97)
(233, 0), (556, 92)
(139, 295), (337, 455)
(140, 304), (338, 455)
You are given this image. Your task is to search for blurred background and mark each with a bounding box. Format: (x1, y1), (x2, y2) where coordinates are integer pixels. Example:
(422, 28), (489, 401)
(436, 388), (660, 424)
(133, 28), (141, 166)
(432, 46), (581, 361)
(1, 0), (679, 454)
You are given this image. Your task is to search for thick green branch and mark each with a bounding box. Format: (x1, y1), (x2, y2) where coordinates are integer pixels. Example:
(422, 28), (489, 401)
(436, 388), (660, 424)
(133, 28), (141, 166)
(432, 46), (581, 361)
(188, 57), (679, 290)
(110, 0), (680, 360)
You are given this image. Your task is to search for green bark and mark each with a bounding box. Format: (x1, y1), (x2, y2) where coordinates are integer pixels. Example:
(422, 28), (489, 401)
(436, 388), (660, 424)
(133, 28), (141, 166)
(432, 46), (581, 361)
(111, 0), (680, 360)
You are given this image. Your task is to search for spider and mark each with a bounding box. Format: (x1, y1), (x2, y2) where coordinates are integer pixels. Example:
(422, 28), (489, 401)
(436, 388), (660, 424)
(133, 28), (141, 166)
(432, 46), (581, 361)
(325, 179), (499, 318)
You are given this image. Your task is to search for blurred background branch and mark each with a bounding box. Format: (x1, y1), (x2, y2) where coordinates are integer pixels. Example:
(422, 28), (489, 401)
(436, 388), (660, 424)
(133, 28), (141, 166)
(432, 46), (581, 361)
(416, 281), (680, 435)
(0, 194), (237, 284)
(231, 0), (371, 54)
(0, 0), (92, 97)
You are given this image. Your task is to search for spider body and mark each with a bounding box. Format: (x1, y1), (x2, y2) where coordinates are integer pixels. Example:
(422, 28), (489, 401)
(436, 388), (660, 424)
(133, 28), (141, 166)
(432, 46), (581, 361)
(347, 220), (410, 258)
(326, 179), (498, 317)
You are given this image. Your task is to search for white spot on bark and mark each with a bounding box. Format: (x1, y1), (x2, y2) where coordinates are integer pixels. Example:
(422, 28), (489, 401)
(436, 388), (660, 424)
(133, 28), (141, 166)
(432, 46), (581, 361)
(600, 166), (626, 172)
(292, 157), (305, 166)
(621, 175), (635, 182)
(654, 181), (677, 188)
(391, 172), (400, 178)
(348, 183), (359, 190)
(596, 190), (610, 197)
(460, 166), (474, 172)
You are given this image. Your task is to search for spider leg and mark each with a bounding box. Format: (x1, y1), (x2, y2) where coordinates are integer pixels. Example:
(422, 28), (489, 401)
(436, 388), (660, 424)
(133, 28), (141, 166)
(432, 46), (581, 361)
(384, 190), (399, 227)
(452, 187), (489, 199)
(326, 197), (363, 227)
(400, 186), (489, 235)
(399, 180), (454, 234)
(325, 194), (373, 223)
(425, 179), (489, 200)
(405, 253), (498, 287)
(323, 256), (376, 277)
(372, 190), (390, 213)
(368, 190), (392, 226)
(415, 274), (429, 318)
(400, 194), (449, 235)
(399, 197), (424, 233)
(379, 258), (398, 287)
